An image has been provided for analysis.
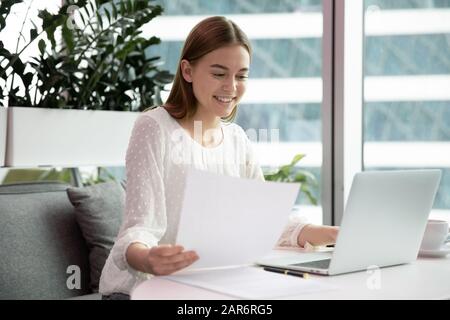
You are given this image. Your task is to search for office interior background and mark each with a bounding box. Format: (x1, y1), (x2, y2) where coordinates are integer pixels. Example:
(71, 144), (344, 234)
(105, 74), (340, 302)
(1, 0), (449, 226)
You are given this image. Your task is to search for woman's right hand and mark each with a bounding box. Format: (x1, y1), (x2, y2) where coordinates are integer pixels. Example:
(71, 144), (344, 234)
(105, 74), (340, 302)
(126, 243), (199, 276)
(145, 244), (199, 276)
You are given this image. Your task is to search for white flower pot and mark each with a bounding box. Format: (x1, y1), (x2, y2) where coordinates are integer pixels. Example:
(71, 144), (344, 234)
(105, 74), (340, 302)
(0, 107), (7, 167)
(6, 107), (140, 167)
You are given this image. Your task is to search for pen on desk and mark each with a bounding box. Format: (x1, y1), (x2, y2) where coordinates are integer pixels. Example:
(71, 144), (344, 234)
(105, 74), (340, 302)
(263, 267), (309, 279)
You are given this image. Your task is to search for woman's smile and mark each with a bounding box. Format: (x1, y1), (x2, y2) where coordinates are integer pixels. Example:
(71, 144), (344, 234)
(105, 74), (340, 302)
(213, 95), (236, 106)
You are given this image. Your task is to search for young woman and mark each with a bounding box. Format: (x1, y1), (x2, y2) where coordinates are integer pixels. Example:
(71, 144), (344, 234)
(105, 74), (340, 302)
(99, 16), (338, 299)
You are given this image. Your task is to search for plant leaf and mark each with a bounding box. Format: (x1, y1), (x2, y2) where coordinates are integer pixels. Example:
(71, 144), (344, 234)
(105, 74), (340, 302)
(300, 184), (318, 205)
(96, 11), (103, 30)
(112, 3), (118, 20)
(290, 154), (305, 166)
(38, 39), (46, 55)
(104, 6), (111, 25)
(30, 28), (38, 42)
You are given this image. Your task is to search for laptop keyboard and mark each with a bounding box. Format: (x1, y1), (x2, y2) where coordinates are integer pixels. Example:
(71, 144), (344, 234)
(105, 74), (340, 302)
(289, 259), (332, 270)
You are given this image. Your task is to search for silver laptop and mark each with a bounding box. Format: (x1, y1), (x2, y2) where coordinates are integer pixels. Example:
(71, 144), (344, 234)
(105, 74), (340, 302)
(257, 169), (442, 276)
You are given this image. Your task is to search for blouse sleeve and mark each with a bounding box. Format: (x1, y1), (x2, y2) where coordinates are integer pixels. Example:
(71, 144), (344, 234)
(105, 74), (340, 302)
(275, 214), (311, 248)
(110, 114), (167, 274)
(242, 131), (309, 248)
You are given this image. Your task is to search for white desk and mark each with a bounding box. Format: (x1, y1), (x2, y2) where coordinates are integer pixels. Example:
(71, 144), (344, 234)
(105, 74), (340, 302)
(131, 256), (450, 300)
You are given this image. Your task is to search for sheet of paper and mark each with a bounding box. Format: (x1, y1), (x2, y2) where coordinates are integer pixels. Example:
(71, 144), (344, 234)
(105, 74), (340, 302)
(176, 168), (300, 269)
(164, 266), (336, 299)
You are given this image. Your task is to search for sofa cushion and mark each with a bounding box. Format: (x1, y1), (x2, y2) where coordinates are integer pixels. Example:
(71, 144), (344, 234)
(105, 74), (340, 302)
(66, 181), (125, 293)
(0, 181), (91, 299)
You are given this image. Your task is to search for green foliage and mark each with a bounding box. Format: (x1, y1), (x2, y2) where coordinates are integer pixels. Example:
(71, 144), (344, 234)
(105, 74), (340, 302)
(1, 168), (73, 184)
(83, 167), (117, 186)
(0, 166), (117, 186)
(0, 0), (173, 111)
(264, 153), (319, 205)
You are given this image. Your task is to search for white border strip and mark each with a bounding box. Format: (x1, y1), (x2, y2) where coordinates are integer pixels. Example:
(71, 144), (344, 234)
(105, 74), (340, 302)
(162, 76), (450, 105)
(143, 9), (450, 41)
(364, 142), (450, 168)
(364, 75), (450, 102)
(242, 78), (323, 104)
(254, 142), (450, 168)
(254, 142), (322, 167)
(365, 9), (450, 36)
(141, 13), (323, 41)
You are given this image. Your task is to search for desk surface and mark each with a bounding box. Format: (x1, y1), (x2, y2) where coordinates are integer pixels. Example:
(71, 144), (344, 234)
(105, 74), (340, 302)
(131, 255), (450, 300)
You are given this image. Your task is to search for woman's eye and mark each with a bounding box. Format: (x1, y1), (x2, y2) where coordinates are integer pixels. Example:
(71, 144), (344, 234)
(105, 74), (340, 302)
(212, 73), (248, 80)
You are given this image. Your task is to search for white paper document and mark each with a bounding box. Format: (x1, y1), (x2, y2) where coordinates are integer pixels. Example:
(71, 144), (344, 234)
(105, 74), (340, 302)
(167, 169), (336, 298)
(164, 266), (336, 299)
(176, 168), (300, 269)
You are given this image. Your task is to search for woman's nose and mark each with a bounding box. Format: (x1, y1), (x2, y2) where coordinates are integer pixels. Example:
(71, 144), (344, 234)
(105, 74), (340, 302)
(222, 77), (237, 92)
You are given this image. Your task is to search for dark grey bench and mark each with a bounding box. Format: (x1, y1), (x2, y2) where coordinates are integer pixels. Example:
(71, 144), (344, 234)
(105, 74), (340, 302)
(0, 181), (101, 300)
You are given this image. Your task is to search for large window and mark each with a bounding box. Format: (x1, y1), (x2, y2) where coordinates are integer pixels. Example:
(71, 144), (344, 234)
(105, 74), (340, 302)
(363, 0), (450, 222)
(6, 1), (448, 226)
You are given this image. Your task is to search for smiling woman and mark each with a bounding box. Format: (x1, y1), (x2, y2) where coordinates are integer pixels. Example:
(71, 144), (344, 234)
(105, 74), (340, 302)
(98, 16), (338, 299)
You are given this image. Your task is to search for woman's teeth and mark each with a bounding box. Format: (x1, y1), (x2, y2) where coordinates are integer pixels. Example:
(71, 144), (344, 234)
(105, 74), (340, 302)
(214, 96), (234, 103)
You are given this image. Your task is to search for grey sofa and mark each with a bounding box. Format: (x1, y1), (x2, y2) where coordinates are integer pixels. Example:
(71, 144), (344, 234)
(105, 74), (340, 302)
(0, 181), (101, 300)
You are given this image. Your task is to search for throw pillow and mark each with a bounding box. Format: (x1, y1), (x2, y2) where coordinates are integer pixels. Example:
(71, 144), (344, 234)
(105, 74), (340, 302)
(66, 180), (125, 292)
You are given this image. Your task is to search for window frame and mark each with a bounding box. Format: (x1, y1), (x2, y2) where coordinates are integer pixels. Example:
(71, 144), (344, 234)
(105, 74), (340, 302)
(323, 0), (364, 226)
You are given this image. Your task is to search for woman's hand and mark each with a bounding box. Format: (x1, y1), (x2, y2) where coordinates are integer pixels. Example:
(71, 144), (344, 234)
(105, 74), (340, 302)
(126, 243), (199, 276)
(297, 225), (339, 248)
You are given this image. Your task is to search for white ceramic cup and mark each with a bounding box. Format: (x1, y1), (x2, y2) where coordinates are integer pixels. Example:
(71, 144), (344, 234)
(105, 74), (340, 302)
(420, 220), (449, 251)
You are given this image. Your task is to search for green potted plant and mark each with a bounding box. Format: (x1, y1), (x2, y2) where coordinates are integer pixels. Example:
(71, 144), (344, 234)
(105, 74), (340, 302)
(264, 153), (318, 206)
(0, 0), (173, 167)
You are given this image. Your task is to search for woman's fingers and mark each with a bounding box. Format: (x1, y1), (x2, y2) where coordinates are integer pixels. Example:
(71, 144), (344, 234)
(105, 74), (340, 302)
(150, 254), (199, 276)
(150, 244), (184, 256)
(171, 256), (199, 272)
(146, 245), (199, 276)
(160, 250), (198, 265)
(161, 254), (199, 275)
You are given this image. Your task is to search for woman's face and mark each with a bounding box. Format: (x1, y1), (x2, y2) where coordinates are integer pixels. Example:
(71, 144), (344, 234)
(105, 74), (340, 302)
(181, 45), (250, 119)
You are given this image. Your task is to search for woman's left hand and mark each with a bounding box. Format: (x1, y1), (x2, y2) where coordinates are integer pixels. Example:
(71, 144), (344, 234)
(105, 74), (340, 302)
(297, 225), (339, 247)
